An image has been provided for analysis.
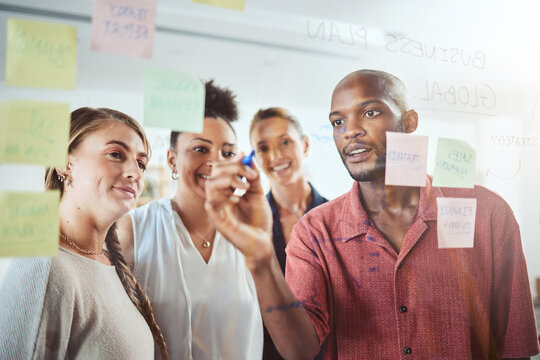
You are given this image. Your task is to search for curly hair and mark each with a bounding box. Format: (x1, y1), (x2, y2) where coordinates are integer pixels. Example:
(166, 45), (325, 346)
(170, 80), (238, 149)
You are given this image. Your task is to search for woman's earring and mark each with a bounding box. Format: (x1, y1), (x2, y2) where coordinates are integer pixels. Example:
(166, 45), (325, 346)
(65, 176), (71, 187)
(171, 171), (179, 180)
(57, 174), (65, 182)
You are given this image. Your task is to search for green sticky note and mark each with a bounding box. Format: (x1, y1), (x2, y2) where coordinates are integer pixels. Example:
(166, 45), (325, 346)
(193, 0), (245, 11)
(0, 100), (70, 167)
(0, 191), (60, 257)
(144, 67), (205, 132)
(433, 138), (476, 188)
(6, 18), (78, 89)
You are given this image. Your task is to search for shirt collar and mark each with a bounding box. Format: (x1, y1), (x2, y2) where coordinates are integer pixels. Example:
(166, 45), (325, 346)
(340, 176), (442, 242)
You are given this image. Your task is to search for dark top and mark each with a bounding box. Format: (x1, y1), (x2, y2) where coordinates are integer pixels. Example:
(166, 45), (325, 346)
(267, 184), (328, 274)
(263, 184), (328, 360)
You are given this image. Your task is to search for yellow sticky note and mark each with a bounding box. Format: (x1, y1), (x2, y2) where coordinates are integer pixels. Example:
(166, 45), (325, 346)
(0, 191), (60, 257)
(192, 0), (245, 11)
(0, 100), (70, 167)
(6, 18), (78, 89)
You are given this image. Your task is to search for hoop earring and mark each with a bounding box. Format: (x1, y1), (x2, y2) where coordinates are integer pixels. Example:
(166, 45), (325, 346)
(171, 171), (179, 180)
(65, 176), (71, 187)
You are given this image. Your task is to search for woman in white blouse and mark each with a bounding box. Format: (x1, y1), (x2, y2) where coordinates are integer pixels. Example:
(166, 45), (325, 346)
(117, 80), (263, 360)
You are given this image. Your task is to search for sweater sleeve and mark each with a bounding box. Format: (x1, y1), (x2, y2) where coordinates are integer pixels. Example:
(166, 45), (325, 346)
(0, 257), (74, 360)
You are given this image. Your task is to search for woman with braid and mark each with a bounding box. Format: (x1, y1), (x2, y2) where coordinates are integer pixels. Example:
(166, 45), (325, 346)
(117, 80), (263, 360)
(0, 107), (168, 359)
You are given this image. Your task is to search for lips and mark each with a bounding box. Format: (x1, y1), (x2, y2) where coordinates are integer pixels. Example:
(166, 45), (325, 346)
(114, 186), (136, 198)
(197, 174), (210, 180)
(344, 143), (372, 162)
(271, 162), (291, 173)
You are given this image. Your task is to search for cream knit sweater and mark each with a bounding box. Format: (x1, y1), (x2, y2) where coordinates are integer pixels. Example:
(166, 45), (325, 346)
(0, 247), (154, 359)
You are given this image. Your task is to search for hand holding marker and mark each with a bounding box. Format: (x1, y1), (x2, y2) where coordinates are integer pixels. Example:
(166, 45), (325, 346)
(233, 150), (255, 197)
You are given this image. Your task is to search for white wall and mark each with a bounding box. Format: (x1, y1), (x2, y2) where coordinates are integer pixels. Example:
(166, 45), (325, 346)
(0, 0), (539, 297)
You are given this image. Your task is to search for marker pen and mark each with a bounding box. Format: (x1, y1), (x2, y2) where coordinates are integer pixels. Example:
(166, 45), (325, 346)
(233, 150), (255, 197)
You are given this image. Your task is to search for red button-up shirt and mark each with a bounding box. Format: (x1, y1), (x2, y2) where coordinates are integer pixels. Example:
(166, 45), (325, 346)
(286, 178), (540, 359)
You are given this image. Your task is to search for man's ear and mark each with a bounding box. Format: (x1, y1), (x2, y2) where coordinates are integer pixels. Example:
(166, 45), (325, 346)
(402, 110), (418, 133)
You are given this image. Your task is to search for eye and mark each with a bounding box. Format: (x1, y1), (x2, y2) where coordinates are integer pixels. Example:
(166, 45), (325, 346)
(331, 119), (344, 128)
(364, 110), (381, 118)
(281, 139), (291, 146)
(108, 151), (123, 160)
(223, 150), (236, 158)
(194, 146), (209, 153)
(138, 161), (147, 171)
(256, 145), (268, 153)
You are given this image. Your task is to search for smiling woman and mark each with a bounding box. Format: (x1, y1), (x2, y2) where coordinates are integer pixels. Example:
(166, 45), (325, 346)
(249, 107), (327, 360)
(0, 107), (168, 360)
(116, 80), (264, 360)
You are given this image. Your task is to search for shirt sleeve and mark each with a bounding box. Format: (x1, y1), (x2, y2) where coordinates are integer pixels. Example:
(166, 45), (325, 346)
(285, 218), (332, 347)
(0, 257), (73, 360)
(490, 197), (540, 358)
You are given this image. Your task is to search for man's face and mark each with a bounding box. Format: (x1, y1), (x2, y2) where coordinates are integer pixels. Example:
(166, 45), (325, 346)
(329, 75), (404, 182)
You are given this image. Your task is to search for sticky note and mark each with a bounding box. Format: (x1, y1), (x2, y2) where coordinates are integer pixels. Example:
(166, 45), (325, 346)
(385, 132), (428, 187)
(436, 197), (476, 248)
(192, 0), (245, 11)
(0, 101), (70, 167)
(91, 0), (157, 59)
(6, 18), (77, 89)
(0, 191), (60, 257)
(144, 67), (205, 132)
(433, 138), (476, 188)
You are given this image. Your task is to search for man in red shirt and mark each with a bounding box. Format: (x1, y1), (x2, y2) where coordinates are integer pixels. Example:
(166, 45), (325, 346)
(205, 69), (540, 359)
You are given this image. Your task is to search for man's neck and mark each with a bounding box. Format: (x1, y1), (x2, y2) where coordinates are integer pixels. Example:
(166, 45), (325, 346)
(357, 178), (421, 253)
(357, 178), (420, 214)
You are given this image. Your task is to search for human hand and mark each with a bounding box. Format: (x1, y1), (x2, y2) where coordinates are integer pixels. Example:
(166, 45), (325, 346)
(205, 154), (274, 271)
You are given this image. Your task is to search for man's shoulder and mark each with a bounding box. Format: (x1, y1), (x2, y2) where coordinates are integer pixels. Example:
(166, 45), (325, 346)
(440, 184), (510, 208)
(304, 190), (350, 220)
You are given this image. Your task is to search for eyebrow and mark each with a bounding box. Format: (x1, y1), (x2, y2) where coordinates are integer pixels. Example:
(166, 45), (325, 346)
(192, 138), (236, 147)
(256, 133), (289, 147)
(329, 99), (382, 118)
(106, 140), (148, 159)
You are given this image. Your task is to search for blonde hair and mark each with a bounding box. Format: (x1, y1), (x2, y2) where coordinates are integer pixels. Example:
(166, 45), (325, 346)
(249, 107), (304, 141)
(44, 107), (168, 360)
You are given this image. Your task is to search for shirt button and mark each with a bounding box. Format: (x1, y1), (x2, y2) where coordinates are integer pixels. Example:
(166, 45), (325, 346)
(404, 347), (412, 355)
(399, 305), (408, 313)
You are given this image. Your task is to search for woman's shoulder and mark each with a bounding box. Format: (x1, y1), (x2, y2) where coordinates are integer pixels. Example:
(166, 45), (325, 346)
(130, 198), (172, 223)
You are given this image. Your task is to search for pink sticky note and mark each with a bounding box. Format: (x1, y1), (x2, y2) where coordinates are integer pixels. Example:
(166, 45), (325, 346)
(436, 197), (476, 248)
(91, 0), (157, 59)
(385, 132), (428, 187)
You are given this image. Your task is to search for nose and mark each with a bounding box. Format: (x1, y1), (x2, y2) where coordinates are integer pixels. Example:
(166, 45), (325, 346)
(268, 145), (280, 162)
(125, 159), (143, 182)
(343, 118), (367, 140)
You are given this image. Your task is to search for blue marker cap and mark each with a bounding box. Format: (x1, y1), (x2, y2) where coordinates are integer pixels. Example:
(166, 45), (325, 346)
(241, 150), (255, 166)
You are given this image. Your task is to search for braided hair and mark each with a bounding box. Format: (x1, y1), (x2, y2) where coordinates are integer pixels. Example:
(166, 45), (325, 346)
(45, 107), (168, 359)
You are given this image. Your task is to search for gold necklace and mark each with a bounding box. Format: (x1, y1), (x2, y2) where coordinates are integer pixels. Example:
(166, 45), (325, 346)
(171, 199), (214, 248)
(191, 227), (214, 248)
(59, 232), (106, 256)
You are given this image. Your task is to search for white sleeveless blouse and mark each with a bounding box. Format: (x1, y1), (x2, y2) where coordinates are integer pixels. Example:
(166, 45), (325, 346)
(130, 198), (263, 360)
